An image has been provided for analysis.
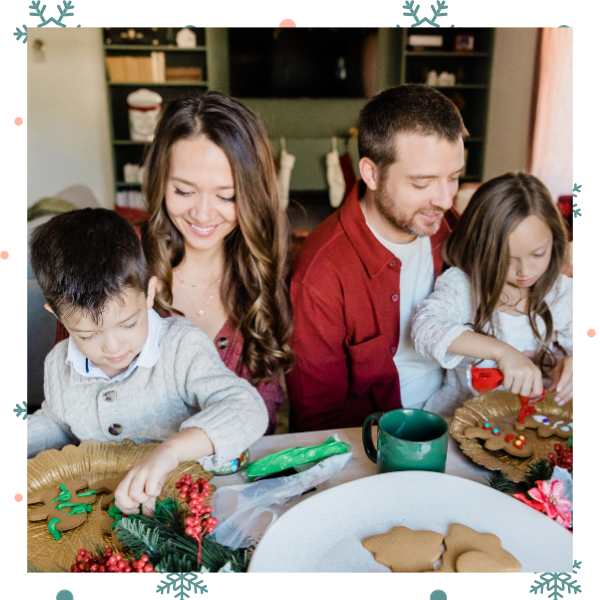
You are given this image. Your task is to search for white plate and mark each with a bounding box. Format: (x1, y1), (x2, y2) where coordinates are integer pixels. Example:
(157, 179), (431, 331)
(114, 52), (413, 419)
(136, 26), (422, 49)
(249, 471), (572, 572)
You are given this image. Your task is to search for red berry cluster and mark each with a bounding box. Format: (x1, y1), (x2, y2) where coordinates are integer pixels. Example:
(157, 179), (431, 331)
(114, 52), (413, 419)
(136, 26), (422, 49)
(70, 548), (155, 573)
(548, 443), (573, 470)
(175, 474), (218, 563)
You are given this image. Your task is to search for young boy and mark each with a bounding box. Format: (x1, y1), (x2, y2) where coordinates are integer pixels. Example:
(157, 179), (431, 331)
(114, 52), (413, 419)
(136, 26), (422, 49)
(28, 208), (268, 515)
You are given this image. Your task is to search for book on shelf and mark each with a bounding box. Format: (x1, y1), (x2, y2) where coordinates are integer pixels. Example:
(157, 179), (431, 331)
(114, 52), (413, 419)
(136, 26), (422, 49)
(116, 190), (146, 209)
(105, 53), (165, 83)
(165, 66), (203, 81)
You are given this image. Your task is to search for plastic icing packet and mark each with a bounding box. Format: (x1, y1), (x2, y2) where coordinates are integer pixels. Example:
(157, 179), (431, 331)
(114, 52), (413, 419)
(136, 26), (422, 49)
(245, 435), (351, 482)
(210, 452), (352, 549)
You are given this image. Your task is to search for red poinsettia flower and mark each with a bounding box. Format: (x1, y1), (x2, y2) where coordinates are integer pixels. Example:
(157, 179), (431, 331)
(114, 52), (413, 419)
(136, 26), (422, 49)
(514, 480), (572, 528)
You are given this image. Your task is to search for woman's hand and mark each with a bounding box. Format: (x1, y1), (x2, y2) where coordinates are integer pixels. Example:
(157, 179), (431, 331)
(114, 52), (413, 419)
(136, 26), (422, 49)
(548, 355), (573, 406)
(115, 444), (179, 516)
(494, 345), (544, 399)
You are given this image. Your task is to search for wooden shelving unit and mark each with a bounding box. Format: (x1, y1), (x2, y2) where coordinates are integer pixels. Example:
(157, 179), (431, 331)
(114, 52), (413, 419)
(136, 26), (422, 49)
(399, 28), (495, 183)
(102, 28), (211, 202)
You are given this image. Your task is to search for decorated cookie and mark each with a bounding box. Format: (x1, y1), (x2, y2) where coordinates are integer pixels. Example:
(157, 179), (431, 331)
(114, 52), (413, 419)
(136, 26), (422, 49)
(464, 422), (533, 457)
(27, 479), (97, 540)
(514, 414), (573, 439)
(93, 473), (127, 509)
(440, 523), (521, 573)
(362, 526), (444, 573)
(100, 498), (126, 551)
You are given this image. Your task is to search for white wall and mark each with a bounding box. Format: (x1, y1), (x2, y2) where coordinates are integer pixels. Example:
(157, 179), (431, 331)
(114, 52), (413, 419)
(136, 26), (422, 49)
(484, 28), (538, 181)
(27, 28), (114, 208)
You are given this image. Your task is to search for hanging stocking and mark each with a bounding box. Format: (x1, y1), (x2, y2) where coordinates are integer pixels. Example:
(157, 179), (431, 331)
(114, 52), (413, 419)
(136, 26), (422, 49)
(327, 137), (346, 208)
(339, 139), (357, 203)
(276, 137), (296, 211)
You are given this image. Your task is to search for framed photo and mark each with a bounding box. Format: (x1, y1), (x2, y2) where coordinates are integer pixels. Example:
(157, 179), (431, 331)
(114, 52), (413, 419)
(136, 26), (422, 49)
(455, 35), (475, 51)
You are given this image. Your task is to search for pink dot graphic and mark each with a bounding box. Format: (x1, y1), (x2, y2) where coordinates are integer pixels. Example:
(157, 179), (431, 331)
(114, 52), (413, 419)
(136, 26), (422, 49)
(15, 494), (23, 502)
(14, 117), (23, 126)
(0, 251), (9, 260)
(279, 19), (296, 27)
(588, 329), (596, 338)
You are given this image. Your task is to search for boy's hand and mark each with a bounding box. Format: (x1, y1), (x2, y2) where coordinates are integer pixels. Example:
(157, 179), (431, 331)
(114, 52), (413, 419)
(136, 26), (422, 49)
(548, 355), (573, 406)
(495, 345), (544, 399)
(115, 445), (179, 516)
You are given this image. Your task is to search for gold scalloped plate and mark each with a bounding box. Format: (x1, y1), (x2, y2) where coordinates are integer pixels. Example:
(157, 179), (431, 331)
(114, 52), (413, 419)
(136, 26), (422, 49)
(27, 439), (214, 572)
(450, 390), (573, 483)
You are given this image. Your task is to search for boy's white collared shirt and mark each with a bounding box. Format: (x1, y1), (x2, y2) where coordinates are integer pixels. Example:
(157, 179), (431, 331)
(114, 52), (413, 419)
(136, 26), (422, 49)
(66, 308), (162, 382)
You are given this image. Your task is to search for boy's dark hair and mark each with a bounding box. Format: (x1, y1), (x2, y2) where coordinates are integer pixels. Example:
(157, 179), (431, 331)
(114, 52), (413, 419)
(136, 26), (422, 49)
(358, 84), (469, 180)
(29, 208), (150, 324)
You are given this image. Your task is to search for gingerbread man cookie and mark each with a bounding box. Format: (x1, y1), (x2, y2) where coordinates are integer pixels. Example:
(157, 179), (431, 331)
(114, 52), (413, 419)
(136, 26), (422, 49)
(362, 526), (444, 572)
(93, 473), (127, 509)
(440, 524), (521, 573)
(464, 422), (533, 457)
(514, 414), (573, 439)
(100, 500), (126, 551)
(28, 479), (97, 541)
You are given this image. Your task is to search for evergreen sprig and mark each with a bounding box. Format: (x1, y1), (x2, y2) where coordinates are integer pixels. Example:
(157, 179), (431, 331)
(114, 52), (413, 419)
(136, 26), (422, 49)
(486, 471), (515, 494)
(523, 458), (554, 490)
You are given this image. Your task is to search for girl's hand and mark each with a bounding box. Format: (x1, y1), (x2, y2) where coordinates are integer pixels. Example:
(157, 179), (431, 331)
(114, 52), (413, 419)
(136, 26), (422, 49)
(115, 444), (179, 516)
(495, 345), (544, 398)
(548, 355), (573, 406)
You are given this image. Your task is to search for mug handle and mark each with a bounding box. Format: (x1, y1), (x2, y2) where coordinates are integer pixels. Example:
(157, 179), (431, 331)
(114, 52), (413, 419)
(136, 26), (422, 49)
(362, 412), (383, 464)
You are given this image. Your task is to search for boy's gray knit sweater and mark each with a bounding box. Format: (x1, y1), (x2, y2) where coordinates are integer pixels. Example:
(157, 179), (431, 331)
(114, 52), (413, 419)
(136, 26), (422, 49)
(27, 317), (269, 468)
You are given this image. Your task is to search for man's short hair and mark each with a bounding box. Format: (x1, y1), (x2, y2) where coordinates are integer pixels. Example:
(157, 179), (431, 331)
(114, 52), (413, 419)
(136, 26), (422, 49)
(358, 84), (468, 178)
(29, 208), (150, 324)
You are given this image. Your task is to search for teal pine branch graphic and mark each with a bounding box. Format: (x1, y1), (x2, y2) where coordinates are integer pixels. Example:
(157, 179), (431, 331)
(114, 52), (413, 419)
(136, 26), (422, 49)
(13, 25), (28, 43)
(530, 560), (582, 599)
(401, 0), (449, 27)
(29, 1), (74, 28)
(13, 402), (27, 421)
(573, 183), (582, 218)
(156, 573), (208, 600)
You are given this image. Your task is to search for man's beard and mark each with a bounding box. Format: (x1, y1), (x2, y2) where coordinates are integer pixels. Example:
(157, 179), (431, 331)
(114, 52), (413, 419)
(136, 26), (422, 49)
(374, 183), (443, 238)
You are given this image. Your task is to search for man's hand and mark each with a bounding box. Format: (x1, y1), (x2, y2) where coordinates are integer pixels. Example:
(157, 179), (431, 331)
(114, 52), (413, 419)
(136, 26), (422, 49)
(115, 444), (179, 516)
(548, 355), (573, 406)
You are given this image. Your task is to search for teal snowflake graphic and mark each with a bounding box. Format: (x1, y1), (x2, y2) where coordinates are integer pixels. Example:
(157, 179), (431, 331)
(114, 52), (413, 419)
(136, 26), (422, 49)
(401, 1), (450, 27)
(573, 183), (582, 218)
(156, 574), (208, 600)
(530, 560), (582, 599)
(28, 0), (81, 27)
(14, 402), (27, 420)
(14, 25), (28, 43)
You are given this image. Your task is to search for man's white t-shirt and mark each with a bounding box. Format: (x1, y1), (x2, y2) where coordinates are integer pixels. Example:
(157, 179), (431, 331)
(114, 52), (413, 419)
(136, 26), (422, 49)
(367, 224), (444, 409)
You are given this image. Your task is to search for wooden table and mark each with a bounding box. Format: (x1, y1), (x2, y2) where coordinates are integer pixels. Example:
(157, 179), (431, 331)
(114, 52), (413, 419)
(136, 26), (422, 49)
(211, 425), (491, 513)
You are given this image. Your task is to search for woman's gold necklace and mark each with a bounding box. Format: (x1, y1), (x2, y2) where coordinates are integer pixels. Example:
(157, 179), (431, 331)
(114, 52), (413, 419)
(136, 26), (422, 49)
(175, 271), (222, 316)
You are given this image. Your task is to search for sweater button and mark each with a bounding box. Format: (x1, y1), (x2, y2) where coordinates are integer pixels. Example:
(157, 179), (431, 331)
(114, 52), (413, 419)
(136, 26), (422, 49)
(104, 390), (117, 402)
(388, 260), (396, 267)
(391, 294), (399, 302)
(390, 346), (397, 354)
(108, 424), (123, 436)
(216, 337), (228, 350)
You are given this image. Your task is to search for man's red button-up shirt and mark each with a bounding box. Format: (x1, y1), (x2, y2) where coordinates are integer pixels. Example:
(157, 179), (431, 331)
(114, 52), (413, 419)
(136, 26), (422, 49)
(286, 183), (452, 432)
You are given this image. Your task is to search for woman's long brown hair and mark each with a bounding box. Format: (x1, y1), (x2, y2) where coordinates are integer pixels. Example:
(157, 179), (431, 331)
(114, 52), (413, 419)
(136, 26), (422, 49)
(444, 172), (568, 375)
(140, 92), (294, 384)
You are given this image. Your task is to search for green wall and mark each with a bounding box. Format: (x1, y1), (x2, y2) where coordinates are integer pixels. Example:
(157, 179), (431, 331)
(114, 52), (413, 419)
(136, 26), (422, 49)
(206, 28), (401, 191)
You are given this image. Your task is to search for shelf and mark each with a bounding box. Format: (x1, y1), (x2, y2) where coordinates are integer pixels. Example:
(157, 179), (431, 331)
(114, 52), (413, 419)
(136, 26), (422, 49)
(109, 81), (208, 86)
(404, 51), (490, 57)
(116, 181), (142, 187)
(104, 45), (207, 52)
(114, 140), (149, 145)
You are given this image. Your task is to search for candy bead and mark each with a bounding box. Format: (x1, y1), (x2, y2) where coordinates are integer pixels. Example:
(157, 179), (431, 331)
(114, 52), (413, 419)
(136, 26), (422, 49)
(492, 428), (500, 435)
(483, 423), (491, 429)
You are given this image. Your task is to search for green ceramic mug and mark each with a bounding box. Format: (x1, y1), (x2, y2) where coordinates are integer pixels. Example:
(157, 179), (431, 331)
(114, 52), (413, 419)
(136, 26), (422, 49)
(362, 409), (448, 473)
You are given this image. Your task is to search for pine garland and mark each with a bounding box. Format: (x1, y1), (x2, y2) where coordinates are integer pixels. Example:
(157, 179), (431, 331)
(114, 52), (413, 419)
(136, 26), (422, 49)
(523, 458), (554, 490)
(486, 471), (515, 494)
(114, 498), (250, 573)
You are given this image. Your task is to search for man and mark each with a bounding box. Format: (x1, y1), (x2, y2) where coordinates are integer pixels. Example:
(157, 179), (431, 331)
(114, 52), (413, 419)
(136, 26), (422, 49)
(286, 84), (467, 432)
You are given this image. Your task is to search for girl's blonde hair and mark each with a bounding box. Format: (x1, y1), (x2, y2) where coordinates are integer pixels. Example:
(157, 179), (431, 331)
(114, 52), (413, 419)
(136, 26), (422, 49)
(444, 172), (568, 375)
(140, 92), (294, 384)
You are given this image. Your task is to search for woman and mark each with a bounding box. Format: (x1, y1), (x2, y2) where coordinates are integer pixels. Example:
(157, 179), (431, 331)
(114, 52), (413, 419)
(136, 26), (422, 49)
(140, 92), (294, 434)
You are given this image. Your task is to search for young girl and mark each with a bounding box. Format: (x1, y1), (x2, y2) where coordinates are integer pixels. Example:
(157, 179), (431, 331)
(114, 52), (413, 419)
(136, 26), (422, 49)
(412, 172), (573, 418)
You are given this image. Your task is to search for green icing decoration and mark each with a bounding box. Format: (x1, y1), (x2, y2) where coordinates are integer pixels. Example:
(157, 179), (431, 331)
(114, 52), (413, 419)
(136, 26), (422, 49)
(56, 501), (92, 513)
(48, 517), (61, 541)
(108, 503), (124, 529)
(51, 483), (71, 503)
(66, 504), (92, 516)
(76, 489), (97, 497)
